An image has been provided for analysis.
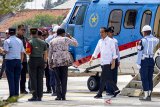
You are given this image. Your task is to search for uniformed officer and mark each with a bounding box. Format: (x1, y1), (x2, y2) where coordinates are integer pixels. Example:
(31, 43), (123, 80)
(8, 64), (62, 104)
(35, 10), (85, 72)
(106, 26), (120, 95)
(89, 27), (120, 98)
(137, 25), (159, 101)
(0, 30), (10, 79)
(17, 24), (29, 94)
(28, 28), (47, 101)
(2, 28), (24, 99)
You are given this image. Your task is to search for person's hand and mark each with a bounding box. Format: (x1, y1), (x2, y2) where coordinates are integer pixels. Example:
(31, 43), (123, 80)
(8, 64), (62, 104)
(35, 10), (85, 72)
(0, 47), (4, 53)
(136, 64), (141, 69)
(118, 62), (120, 67)
(89, 57), (94, 66)
(111, 60), (115, 70)
(66, 33), (72, 39)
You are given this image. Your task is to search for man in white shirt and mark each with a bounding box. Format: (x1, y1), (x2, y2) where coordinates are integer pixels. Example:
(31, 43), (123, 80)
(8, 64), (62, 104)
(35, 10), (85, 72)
(89, 27), (120, 98)
(106, 27), (120, 95)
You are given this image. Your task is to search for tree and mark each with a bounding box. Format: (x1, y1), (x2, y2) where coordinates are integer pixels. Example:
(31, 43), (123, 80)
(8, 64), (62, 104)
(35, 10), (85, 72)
(0, 0), (25, 15)
(43, 0), (54, 9)
(12, 14), (64, 28)
(43, 0), (68, 9)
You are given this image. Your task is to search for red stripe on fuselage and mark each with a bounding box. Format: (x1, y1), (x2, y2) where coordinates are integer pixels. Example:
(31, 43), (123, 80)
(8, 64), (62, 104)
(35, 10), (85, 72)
(73, 40), (139, 67)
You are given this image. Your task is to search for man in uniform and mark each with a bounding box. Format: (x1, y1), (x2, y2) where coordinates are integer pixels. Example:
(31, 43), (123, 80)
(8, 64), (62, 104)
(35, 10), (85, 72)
(17, 24), (28, 94)
(137, 25), (159, 101)
(106, 27), (120, 95)
(2, 28), (24, 99)
(0, 30), (10, 79)
(89, 27), (120, 98)
(28, 28), (47, 101)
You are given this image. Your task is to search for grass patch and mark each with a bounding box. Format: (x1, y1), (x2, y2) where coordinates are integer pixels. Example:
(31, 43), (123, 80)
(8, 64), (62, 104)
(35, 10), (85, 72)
(0, 95), (24, 107)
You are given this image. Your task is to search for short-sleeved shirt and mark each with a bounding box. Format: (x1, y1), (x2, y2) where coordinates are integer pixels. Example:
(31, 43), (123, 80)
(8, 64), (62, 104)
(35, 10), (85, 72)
(48, 36), (78, 68)
(29, 37), (47, 58)
(3, 36), (25, 60)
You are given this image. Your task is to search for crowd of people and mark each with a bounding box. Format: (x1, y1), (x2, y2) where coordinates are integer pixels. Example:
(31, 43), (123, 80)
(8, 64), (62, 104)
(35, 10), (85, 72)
(0, 24), (159, 102)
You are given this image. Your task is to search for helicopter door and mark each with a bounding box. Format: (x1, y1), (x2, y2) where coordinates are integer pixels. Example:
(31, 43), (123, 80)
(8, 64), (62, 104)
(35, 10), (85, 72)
(67, 3), (88, 60)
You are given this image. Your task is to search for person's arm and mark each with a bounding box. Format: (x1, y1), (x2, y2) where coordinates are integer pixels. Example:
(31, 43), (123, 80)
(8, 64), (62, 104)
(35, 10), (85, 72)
(136, 40), (143, 69)
(21, 52), (24, 62)
(21, 42), (25, 62)
(44, 50), (48, 63)
(48, 43), (53, 68)
(110, 40), (118, 69)
(3, 40), (9, 54)
(89, 40), (100, 66)
(66, 35), (78, 47)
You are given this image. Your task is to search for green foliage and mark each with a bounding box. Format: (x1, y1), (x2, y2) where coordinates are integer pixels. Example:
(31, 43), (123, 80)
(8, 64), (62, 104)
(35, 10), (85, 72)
(0, 96), (19, 107)
(0, 0), (25, 15)
(12, 14), (64, 28)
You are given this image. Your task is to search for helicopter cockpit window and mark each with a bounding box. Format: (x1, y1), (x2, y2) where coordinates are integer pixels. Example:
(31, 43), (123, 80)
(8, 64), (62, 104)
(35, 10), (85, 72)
(124, 10), (137, 28)
(108, 10), (122, 35)
(69, 5), (87, 25)
(141, 10), (152, 31)
(69, 6), (80, 24)
(75, 5), (87, 25)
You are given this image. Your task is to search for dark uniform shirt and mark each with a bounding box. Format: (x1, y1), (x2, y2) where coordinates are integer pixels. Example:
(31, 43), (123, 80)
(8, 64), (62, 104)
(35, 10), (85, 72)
(29, 37), (47, 58)
(17, 35), (28, 62)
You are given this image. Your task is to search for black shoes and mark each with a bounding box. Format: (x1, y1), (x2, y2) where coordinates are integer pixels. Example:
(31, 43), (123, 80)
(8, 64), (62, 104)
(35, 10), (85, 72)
(51, 92), (57, 96)
(28, 97), (42, 101)
(37, 98), (42, 101)
(28, 97), (37, 101)
(112, 90), (120, 98)
(43, 90), (52, 93)
(55, 97), (61, 100)
(62, 97), (66, 100)
(21, 90), (28, 94)
(55, 97), (66, 101)
(94, 94), (102, 99)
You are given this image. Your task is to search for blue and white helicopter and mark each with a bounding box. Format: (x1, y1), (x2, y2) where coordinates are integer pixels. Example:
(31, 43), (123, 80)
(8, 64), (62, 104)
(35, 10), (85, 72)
(61, 0), (160, 91)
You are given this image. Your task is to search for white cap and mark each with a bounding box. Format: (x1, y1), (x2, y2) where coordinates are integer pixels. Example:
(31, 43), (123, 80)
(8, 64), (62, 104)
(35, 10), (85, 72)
(5, 30), (9, 33)
(53, 25), (60, 32)
(142, 25), (152, 32)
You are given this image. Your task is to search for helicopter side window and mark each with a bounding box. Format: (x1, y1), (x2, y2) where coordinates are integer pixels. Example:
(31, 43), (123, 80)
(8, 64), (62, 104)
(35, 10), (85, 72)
(124, 10), (137, 28)
(69, 5), (87, 25)
(69, 6), (80, 24)
(75, 5), (87, 25)
(141, 10), (152, 32)
(108, 10), (122, 35)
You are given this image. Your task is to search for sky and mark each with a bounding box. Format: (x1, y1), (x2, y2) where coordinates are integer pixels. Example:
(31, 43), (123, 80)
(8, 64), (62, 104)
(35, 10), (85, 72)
(25, 0), (57, 9)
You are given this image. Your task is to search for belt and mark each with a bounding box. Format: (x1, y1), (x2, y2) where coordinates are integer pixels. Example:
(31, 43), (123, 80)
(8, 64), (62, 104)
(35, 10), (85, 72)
(142, 54), (154, 59)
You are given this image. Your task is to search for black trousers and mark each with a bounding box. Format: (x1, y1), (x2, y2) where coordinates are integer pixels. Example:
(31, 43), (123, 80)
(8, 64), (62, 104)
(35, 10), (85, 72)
(53, 66), (68, 99)
(29, 57), (44, 98)
(44, 63), (51, 91)
(106, 59), (119, 94)
(98, 64), (119, 95)
(5, 59), (21, 97)
(20, 62), (28, 92)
